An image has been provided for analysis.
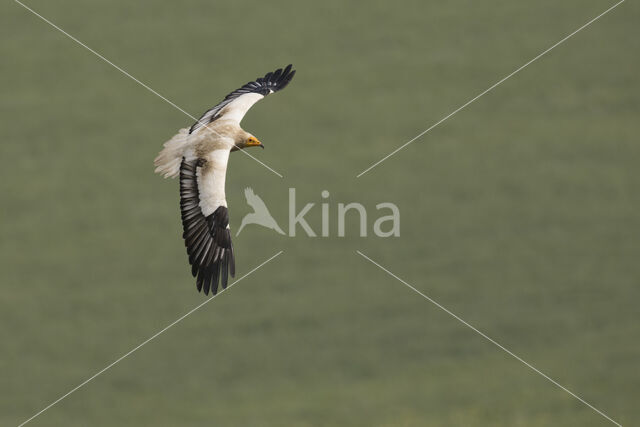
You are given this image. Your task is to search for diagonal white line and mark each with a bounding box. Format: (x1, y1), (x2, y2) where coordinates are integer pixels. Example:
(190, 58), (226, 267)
(356, 250), (622, 426)
(356, 0), (625, 178)
(17, 250), (284, 427)
(14, 0), (284, 178)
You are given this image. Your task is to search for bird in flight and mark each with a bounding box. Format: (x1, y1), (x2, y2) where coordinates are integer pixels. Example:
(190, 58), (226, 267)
(154, 65), (296, 295)
(236, 187), (286, 236)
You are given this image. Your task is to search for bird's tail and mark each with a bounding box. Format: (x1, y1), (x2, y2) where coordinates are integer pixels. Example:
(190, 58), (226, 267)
(154, 128), (190, 178)
(236, 217), (249, 236)
(272, 223), (286, 235)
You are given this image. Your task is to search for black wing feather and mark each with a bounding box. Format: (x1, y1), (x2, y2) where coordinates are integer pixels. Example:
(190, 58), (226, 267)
(189, 64), (296, 134)
(179, 158), (235, 295)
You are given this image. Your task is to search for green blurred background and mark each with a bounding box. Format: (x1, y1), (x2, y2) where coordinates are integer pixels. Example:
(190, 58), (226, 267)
(1, 0), (638, 425)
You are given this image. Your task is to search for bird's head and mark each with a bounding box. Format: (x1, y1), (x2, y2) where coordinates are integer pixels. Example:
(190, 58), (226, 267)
(235, 134), (264, 151)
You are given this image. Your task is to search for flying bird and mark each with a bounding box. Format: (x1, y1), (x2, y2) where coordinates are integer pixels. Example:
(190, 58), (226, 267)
(154, 65), (296, 295)
(236, 187), (286, 236)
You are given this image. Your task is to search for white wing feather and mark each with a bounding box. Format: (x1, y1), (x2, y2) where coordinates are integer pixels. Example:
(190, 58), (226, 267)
(216, 93), (265, 124)
(197, 149), (231, 217)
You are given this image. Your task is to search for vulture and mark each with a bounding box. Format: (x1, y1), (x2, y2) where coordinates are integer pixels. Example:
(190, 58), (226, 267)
(154, 65), (296, 295)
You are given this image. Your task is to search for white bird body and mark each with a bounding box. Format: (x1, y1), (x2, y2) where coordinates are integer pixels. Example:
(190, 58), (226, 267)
(154, 65), (296, 295)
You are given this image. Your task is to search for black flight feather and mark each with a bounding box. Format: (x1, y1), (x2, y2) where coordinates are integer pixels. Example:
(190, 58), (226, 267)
(179, 158), (235, 295)
(189, 64), (296, 134)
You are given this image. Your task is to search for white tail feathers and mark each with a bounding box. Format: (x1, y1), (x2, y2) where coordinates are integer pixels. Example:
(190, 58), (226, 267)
(154, 128), (190, 178)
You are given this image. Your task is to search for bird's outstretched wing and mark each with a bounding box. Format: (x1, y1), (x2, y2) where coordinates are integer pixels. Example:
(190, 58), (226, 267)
(244, 187), (270, 214)
(189, 64), (296, 134)
(180, 158), (235, 295)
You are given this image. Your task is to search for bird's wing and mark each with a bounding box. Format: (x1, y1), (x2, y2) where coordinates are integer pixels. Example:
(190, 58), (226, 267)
(244, 187), (270, 213)
(189, 64), (296, 134)
(244, 187), (256, 201)
(180, 158), (235, 295)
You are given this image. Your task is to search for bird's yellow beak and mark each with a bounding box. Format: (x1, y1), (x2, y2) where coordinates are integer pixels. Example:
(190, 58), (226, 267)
(247, 136), (264, 149)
